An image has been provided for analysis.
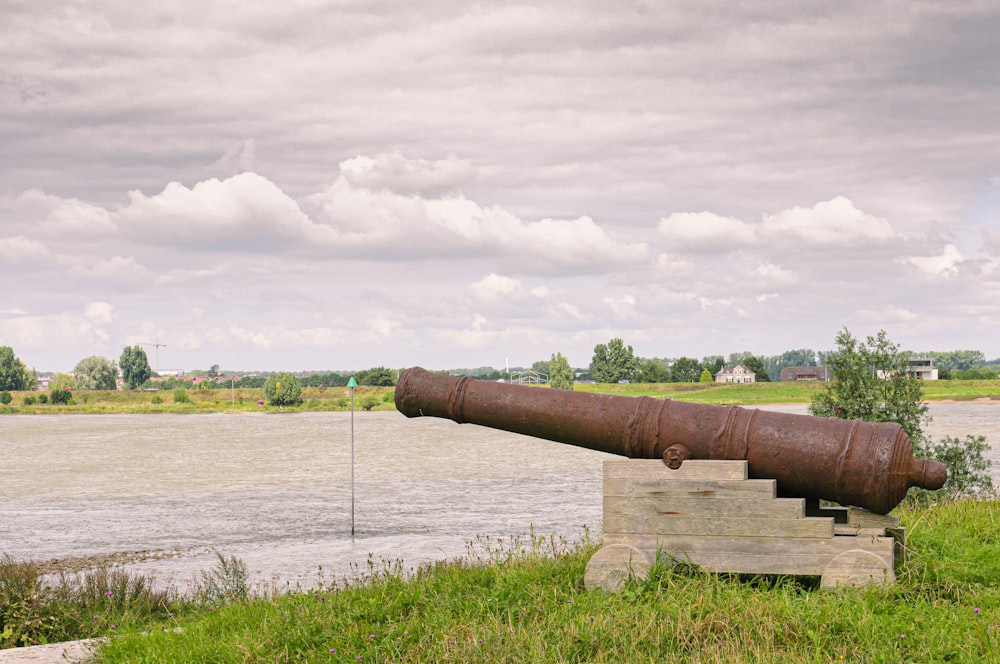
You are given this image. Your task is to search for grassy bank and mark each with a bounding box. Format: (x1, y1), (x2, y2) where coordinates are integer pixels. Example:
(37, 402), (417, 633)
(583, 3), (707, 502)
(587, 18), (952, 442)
(25, 499), (990, 662)
(2, 379), (999, 415)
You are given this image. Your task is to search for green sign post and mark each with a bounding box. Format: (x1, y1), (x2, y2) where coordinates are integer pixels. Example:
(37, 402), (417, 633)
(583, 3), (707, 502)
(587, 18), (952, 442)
(346, 376), (358, 536)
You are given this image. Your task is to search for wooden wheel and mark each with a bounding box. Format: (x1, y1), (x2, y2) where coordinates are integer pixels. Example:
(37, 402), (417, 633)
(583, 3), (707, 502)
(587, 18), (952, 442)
(821, 549), (894, 588)
(584, 544), (653, 592)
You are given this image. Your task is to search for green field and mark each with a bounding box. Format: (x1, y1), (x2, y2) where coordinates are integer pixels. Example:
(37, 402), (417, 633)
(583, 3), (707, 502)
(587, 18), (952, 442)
(2, 379), (999, 415)
(4, 499), (994, 662)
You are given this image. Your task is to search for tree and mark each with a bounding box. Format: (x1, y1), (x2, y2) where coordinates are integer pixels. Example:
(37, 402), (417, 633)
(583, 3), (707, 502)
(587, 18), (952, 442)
(701, 355), (724, 376)
(119, 345), (152, 389)
(699, 368), (713, 383)
(531, 359), (552, 377)
(263, 372), (302, 406)
(549, 352), (574, 390)
(73, 356), (118, 390)
(0, 346), (29, 391)
(636, 358), (669, 383)
(357, 366), (395, 386)
(742, 355), (770, 382)
(669, 357), (703, 383)
(50, 373), (75, 392)
(809, 327), (993, 499)
(809, 329), (927, 444)
(590, 338), (638, 383)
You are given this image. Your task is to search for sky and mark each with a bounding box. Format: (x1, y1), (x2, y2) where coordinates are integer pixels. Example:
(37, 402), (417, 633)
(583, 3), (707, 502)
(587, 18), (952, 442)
(2, 1), (1000, 374)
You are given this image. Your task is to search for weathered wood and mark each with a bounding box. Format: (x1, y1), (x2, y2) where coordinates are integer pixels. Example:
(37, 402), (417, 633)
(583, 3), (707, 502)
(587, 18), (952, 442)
(583, 544), (652, 592)
(604, 477), (777, 498)
(603, 532), (895, 577)
(604, 495), (806, 519)
(590, 459), (898, 587)
(821, 549), (895, 587)
(603, 513), (834, 539)
(603, 459), (748, 481)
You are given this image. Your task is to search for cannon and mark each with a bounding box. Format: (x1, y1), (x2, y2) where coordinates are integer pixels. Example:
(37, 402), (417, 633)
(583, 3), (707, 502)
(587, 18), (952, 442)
(394, 366), (946, 515)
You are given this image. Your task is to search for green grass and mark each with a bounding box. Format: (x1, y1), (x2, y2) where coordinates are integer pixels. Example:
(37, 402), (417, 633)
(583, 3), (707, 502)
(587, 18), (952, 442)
(2, 380), (998, 415)
(74, 500), (1000, 663)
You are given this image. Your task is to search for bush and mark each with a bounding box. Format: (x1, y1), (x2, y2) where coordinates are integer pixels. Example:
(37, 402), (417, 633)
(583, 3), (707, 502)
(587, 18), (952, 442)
(914, 435), (995, 500)
(263, 372), (302, 406)
(49, 389), (71, 405)
(173, 389), (189, 404)
(151, 395), (163, 404)
(37, 393), (49, 404)
(0, 391), (10, 405)
(22, 395), (36, 405)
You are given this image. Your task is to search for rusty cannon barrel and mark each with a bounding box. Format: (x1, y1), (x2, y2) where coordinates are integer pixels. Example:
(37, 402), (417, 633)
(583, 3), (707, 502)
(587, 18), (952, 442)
(395, 366), (946, 514)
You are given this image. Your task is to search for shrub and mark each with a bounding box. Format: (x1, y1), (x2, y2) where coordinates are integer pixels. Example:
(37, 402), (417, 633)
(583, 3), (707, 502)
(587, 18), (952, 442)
(22, 395), (36, 405)
(151, 395), (163, 404)
(173, 389), (189, 404)
(49, 389), (71, 405)
(38, 393), (49, 404)
(913, 435), (995, 500)
(196, 553), (248, 605)
(0, 391), (10, 405)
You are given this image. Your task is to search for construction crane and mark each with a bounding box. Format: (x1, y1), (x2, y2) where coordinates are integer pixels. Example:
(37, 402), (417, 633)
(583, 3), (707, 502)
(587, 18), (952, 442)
(138, 341), (167, 373)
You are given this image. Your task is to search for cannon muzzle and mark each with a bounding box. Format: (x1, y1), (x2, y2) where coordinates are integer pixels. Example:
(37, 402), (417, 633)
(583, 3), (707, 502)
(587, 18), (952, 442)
(395, 367), (946, 514)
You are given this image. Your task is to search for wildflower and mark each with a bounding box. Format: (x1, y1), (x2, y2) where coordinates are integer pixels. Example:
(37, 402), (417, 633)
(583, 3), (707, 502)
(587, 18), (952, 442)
(92, 615), (98, 620)
(369, 634), (376, 639)
(106, 591), (113, 597)
(975, 608), (981, 615)
(898, 634), (905, 639)
(403, 631), (409, 636)
(330, 648), (336, 653)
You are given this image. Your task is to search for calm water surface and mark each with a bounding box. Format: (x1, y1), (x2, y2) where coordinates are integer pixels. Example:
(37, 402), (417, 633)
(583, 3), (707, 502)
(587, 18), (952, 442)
(2, 404), (997, 589)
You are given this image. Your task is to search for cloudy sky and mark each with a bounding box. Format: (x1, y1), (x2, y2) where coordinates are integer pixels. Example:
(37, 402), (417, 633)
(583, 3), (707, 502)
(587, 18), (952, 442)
(3, 1), (999, 374)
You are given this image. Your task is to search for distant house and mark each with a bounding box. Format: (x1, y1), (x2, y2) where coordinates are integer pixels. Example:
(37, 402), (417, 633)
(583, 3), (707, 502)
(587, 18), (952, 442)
(907, 358), (939, 380)
(780, 366), (831, 382)
(715, 365), (756, 384)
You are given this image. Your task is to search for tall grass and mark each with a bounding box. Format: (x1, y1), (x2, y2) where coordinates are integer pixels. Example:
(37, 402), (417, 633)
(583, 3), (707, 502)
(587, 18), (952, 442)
(86, 500), (1000, 663)
(0, 555), (175, 649)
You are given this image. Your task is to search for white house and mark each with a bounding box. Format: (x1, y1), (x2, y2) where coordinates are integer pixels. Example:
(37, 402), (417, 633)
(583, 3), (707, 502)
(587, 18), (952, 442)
(715, 364), (756, 384)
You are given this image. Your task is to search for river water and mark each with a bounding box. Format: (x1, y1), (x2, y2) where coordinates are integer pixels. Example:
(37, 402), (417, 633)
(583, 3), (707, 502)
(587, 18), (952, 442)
(1, 404), (997, 591)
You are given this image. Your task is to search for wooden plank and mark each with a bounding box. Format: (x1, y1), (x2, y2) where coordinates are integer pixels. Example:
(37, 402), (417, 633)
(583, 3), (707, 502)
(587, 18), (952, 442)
(603, 495), (806, 520)
(603, 459), (748, 481)
(848, 509), (900, 529)
(603, 513), (834, 539)
(603, 477), (776, 499)
(603, 533), (894, 576)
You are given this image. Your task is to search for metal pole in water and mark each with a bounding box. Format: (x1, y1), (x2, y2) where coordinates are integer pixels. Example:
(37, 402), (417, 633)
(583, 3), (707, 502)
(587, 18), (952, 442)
(347, 376), (357, 536)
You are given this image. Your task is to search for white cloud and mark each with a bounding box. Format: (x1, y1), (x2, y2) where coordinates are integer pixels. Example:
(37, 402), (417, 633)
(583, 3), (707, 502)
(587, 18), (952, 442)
(901, 243), (963, 277)
(66, 255), (150, 284)
(761, 197), (895, 246)
(0, 236), (50, 265)
(338, 153), (474, 196)
(602, 294), (636, 319)
(310, 172), (647, 270)
(84, 301), (114, 326)
(857, 305), (918, 322)
(657, 211), (755, 252)
(115, 173), (313, 250)
(470, 273), (522, 299)
(214, 138), (257, 175)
